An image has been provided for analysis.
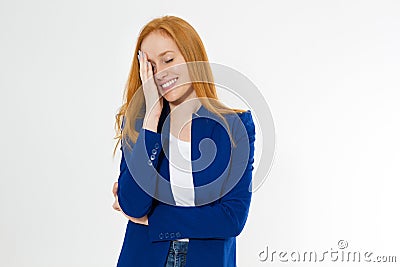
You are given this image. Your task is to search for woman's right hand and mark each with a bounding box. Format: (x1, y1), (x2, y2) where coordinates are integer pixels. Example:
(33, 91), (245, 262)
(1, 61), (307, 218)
(112, 181), (148, 225)
(138, 50), (163, 129)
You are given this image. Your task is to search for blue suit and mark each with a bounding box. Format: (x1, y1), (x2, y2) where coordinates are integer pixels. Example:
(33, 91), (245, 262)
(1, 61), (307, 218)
(116, 103), (256, 267)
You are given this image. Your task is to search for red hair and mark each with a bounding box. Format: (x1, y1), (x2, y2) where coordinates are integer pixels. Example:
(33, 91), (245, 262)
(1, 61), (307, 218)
(113, 15), (245, 156)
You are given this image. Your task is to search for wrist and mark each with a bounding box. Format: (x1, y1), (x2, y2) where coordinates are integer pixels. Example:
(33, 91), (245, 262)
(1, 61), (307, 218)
(143, 114), (159, 132)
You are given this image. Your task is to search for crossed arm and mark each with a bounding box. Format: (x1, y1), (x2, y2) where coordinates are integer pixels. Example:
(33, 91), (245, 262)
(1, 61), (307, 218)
(112, 181), (148, 225)
(111, 127), (162, 224)
(112, 112), (256, 240)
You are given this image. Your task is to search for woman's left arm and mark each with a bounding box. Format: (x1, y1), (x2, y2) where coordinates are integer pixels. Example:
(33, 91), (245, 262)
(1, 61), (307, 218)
(117, 120), (164, 219)
(147, 112), (256, 241)
(112, 181), (148, 225)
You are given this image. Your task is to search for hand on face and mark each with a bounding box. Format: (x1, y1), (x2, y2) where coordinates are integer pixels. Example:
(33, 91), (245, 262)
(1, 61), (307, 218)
(138, 50), (163, 120)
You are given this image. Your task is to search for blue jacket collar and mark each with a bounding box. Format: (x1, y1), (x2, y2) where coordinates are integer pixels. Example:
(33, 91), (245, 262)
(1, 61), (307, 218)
(160, 103), (219, 146)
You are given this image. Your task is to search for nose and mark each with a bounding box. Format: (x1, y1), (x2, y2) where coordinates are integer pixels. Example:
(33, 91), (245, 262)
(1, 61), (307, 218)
(155, 65), (168, 82)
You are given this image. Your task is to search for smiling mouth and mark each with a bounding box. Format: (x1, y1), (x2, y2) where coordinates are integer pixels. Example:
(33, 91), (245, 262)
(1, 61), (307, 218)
(160, 78), (178, 90)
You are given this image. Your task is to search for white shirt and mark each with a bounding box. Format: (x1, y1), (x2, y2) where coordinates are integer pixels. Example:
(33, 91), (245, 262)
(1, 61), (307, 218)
(169, 132), (195, 242)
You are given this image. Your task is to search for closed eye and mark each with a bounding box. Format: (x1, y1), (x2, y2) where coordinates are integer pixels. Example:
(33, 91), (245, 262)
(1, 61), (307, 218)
(150, 59), (174, 72)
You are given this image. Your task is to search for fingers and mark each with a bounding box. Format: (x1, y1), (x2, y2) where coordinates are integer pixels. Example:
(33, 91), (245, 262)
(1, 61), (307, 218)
(142, 51), (148, 82)
(112, 201), (121, 211)
(112, 193), (148, 225)
(138, 50), (148, 83)
(138, 50), (142, 82)
(112, 182), (121, 211)
(112, 181), (118, 197)
(112, 195), (121, 211)
(143, 51), (154, 77)
(125, 213), (149, 226)
(138, 50), (154, 84)
(138, 50), (144, 82)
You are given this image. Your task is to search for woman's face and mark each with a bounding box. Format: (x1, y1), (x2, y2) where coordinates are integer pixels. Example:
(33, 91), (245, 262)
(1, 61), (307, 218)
(140, 31), (195, 107)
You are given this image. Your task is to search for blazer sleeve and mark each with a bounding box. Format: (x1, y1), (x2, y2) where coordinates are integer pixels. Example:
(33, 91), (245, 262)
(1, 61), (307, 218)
(147, 111), (256, 241)
(117, 118), (163, 218)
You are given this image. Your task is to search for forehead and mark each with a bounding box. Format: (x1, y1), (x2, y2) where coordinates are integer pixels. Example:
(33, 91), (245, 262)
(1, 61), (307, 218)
(140, 31), (178, 57)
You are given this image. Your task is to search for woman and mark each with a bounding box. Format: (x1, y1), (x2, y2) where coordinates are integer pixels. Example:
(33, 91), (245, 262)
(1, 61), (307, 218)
(112, 15), (256, 267)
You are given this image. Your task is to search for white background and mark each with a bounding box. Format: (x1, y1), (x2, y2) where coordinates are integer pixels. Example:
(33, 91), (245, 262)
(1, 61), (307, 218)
(1, 0), (399, 266)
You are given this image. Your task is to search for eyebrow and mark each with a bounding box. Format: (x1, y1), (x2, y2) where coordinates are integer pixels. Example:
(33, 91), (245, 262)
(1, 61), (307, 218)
(158, 50), (174, 57)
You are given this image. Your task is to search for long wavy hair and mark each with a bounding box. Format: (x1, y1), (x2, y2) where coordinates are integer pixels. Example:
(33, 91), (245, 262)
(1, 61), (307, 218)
(113, 15), (245, 157)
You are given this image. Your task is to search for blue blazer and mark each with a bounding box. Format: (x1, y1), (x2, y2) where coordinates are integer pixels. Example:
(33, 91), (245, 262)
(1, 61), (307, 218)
(116, 103), (256, 267)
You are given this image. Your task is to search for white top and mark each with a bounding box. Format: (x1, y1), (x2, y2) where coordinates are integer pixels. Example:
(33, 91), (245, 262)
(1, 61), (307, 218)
(169, 132), (195, 242)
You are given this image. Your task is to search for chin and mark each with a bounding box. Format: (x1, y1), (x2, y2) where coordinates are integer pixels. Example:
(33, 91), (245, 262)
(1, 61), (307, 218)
(162, 90), (177, 102)
(162, 85), (192, 103)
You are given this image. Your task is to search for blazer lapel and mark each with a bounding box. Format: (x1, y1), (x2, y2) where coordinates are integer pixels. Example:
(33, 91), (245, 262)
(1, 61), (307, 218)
(136, 103), (224, 206)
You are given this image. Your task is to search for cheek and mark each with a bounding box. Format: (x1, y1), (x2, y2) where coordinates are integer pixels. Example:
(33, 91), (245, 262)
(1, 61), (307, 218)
(170, 63), (190, 78)
(176, 82), (192, 91)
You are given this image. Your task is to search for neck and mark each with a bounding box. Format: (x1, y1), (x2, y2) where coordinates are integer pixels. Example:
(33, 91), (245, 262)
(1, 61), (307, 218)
(168, 94), (201, 140)
(168, 94), (202, 116)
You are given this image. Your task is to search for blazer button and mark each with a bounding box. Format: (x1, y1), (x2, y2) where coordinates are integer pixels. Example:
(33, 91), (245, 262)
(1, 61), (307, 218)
(176, 232), (181, 238)
(165, 232), (169, 238)
(170, 233), (175, 238)
(150, 154), (156, 161)
(154, 143), (160, 149)
(147, 159), (153, 166)
(159, 233), (164, 239)
(152, 148), (157, 155)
